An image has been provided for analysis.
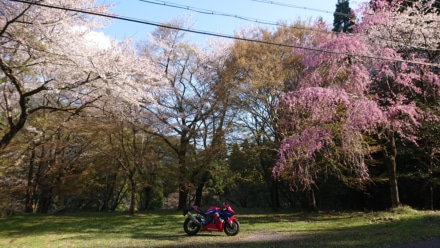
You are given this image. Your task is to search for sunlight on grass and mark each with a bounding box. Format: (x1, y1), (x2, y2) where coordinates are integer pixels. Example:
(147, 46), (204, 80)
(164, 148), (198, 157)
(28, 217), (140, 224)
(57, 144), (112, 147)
(0, 207), (439, 247)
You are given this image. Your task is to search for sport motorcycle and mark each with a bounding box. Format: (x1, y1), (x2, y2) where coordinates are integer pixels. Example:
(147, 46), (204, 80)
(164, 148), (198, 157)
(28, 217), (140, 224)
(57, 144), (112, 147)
(183, 202), (240, 236)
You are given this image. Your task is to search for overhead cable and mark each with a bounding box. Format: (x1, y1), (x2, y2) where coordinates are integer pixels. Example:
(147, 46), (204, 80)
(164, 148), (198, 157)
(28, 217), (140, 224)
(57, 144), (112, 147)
(138, 0), (332, 34)
(139, 0), (284, 25)
(253, 0), (440, 13)
(253, 0), (440, 18)
(139, 0), (350, 23)
(9, 0), (440, 68)
(139, 0), (440, 51)
(250, 0), (350, 17)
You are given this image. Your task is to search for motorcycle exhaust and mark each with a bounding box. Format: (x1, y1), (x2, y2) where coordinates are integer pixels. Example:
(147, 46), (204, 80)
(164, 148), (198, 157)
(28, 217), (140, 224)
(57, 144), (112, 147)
(187, 212), (202, 226)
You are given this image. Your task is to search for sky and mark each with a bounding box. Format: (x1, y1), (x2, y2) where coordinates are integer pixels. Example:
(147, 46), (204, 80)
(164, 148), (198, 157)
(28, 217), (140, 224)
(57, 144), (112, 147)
(96, 0), (346, 43)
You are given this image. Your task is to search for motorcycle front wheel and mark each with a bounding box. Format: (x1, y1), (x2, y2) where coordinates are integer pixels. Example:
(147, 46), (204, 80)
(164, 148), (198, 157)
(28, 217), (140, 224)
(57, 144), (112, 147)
(224, 220), (240, 236)
(183, 218), (201, 236)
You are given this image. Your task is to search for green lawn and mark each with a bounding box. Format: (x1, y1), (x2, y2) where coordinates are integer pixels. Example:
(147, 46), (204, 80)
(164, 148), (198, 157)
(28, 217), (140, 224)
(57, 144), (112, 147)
(1, 207), (439, 248)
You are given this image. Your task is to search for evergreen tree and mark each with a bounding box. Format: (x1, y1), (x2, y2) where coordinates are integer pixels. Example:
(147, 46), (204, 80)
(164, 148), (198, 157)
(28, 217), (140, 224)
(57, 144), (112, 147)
(333, 0), (354, 33)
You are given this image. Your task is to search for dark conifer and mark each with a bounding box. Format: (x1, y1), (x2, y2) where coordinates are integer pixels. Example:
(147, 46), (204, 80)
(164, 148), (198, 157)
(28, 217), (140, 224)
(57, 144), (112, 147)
(332, 0), (355, 33)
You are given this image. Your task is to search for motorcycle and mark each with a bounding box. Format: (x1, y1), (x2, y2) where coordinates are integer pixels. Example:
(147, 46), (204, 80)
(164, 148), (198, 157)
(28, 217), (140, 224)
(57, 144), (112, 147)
(183, 202), (240, 236)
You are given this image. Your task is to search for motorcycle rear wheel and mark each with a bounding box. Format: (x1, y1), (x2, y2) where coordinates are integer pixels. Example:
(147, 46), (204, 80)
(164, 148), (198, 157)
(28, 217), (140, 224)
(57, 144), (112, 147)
(183, 218), (201, 236)
(224, 220), (240, 236)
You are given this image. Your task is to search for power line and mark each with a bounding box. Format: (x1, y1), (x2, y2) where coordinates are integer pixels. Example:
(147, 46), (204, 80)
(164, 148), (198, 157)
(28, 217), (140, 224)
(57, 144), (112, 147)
(254, 0), (440, 21)
(138, 0), (350, 25)
(251, 0), (440, 51)
(138, 1), (440, 52)
(141, 0), (440, 52)
(139, 0), (283, 26)
(250, 0), (350, 17)
(8, 0), (440, 68)
(137, 0), (332, 34)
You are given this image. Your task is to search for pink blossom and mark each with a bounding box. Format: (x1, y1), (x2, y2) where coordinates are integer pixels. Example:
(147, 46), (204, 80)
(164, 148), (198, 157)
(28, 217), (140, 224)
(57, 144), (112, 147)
(274, 0), (439, 190)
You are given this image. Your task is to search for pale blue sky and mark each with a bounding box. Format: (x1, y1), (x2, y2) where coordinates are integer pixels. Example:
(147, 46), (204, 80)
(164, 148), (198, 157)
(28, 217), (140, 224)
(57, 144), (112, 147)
(97, 0), (349, 42)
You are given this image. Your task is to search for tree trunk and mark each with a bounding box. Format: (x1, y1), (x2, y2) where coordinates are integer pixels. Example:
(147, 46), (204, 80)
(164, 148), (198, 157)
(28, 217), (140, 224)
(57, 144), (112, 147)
(38, 186), (53, 213)
(101, 171), (121, 212)
(306, 189), (318, 212)
(100, 174), (113, 211)
(194, 182), (204, 207)
(25, 148), (36, 213)
(178, 189), (189, 210)
(383, 134), (400, 208)
(429, 184), (434, 210)
(111, 178), (127, 212)
(143, 186), (153, 210)
(428, 148), (435, 210)
(57, 195), (65, 211)
(177, 138), (189, 210)
(128, 170), (136, 215)
(270, 180), (280, 211)
(0, 59), (29, 150)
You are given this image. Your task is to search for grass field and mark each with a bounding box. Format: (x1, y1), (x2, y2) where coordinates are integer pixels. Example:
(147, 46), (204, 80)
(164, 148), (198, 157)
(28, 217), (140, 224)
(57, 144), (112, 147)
(1, 207), (439, 248)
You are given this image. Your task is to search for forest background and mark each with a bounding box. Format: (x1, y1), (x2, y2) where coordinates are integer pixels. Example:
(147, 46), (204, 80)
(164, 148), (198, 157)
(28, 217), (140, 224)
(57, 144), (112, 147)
(1, 0), (440, 216)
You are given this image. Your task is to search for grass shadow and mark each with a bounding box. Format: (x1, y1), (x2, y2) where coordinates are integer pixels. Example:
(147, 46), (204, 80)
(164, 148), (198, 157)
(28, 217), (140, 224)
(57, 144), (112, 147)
(1, 209), (439, 247)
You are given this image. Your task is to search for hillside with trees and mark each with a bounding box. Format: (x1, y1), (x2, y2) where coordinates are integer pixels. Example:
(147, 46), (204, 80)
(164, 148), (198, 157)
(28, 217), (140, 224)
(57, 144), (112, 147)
(1, 0), (439, 215)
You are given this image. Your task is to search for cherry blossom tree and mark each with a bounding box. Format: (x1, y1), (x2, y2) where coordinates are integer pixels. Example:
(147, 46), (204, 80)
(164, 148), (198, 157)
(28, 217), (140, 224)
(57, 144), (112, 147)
(274, 27), (383, 191)
(138, 18), (232, 210)
(274, 0), (440, 208)
(0, 0), (161, 150)
(361, 0), (440, 207)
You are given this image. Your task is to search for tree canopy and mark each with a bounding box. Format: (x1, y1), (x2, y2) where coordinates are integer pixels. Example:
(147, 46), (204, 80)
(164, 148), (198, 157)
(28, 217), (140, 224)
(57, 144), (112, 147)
(1, 0), (440, 215)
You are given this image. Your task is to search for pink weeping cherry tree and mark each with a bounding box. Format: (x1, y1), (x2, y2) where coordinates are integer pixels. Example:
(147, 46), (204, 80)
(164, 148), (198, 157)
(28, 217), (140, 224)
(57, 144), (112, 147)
(274, 0), (440, 208)
(274, 30), (384, 191)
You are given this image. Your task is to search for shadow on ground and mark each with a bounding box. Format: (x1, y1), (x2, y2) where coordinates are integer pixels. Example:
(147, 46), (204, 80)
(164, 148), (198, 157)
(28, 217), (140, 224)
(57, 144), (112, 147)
(1, 211), (439, 248)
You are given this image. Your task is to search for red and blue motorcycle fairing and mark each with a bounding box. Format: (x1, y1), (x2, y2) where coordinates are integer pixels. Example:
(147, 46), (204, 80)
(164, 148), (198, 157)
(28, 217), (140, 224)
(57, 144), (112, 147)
(183, 202), (240, 236)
